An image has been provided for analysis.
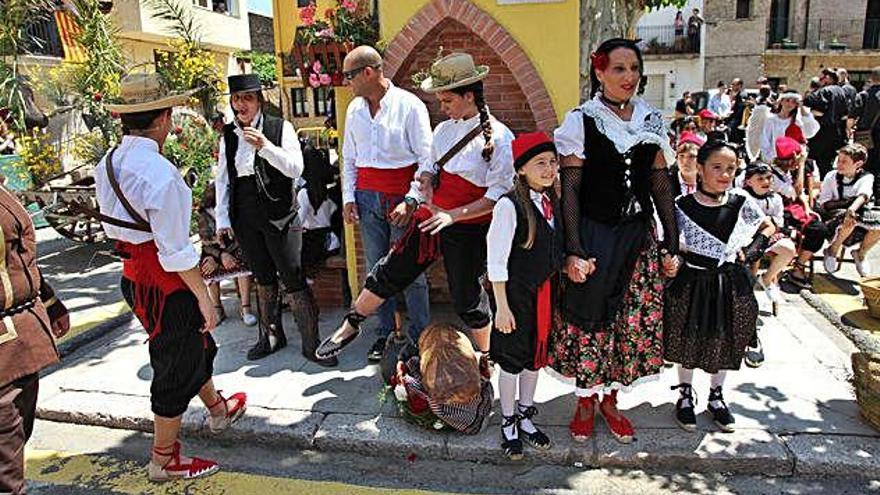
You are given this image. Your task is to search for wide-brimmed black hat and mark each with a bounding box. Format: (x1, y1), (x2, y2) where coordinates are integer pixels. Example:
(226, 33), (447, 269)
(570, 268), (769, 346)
(227, 74), (262, 94)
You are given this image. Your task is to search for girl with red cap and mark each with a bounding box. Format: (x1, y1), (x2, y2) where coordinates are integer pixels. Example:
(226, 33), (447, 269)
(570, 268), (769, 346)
(487, 132), (561, 460)
(551, 38), (680, 444)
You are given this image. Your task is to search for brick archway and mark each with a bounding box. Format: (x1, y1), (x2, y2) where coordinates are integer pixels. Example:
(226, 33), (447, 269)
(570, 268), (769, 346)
(382, 0), (557, 133)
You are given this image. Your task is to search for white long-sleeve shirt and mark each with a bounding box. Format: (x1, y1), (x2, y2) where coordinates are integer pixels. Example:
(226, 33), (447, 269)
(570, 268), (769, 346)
(214, 112), (304, 231)
(487, 191), (555, 282)
(428, 114), (515, 202)
(94, 135), (199, 272)
(341, 82), (432, 204)
(759, 110), (820, 162)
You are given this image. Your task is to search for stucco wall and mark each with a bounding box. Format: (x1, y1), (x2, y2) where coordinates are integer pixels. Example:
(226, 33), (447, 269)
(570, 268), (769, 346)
(643, 57), (704, 114)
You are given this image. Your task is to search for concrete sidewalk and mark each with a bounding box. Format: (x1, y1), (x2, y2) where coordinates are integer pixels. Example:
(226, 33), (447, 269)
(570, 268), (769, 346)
(35, 294), (880, 478)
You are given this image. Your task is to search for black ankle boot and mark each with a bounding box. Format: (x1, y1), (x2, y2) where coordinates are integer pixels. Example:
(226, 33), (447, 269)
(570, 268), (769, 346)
(707, 386), (735, 432)
(671, 383), (697, 432)
(249, 284), (285, 360)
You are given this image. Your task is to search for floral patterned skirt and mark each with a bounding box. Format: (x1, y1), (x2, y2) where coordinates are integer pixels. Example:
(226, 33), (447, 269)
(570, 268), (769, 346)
(549, 239), (666, 389)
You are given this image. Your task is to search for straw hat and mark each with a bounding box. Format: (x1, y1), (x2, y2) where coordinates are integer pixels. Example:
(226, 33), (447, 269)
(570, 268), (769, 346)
(104, 73), (196, 114)
(419, 53), (489, 94)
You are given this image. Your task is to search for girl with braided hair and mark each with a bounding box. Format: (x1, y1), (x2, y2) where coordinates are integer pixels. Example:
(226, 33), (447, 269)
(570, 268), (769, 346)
(317, 52), (514, 360)
(550, 38), (680, 444)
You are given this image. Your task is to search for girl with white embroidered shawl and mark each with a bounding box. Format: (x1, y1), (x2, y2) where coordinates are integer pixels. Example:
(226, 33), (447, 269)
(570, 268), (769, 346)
(665, 141), (774, 434)
(550, 38), (680, 445)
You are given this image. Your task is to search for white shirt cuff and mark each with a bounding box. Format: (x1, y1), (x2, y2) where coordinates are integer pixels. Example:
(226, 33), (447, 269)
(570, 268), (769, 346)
(158, 245), (200, 273)
(487, 263), (508, 282)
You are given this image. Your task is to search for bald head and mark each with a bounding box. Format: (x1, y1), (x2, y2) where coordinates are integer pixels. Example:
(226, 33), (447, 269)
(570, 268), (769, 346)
(344, 45), (383, 72)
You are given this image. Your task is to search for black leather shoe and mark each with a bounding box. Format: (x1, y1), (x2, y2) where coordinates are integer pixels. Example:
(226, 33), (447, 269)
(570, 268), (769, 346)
(367, 337), (386, 363)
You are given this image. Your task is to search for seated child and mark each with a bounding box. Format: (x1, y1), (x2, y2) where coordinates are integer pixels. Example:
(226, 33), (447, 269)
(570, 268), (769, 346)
(390, 323), (493, 435)
(298, 144), (341, 281)
(198, 181), (256, 325)
(819, 143), (880, 277)
(739, 162), (795, 306)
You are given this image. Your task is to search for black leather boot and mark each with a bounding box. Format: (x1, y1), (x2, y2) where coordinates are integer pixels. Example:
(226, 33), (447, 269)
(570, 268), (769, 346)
(248, 283), (286, 360)
(288, 288), (337, 367)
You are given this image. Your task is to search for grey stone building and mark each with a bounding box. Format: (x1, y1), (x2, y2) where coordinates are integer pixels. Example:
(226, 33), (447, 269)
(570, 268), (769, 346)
(248, 12), (275, 53)
(704, 0), (880, 91)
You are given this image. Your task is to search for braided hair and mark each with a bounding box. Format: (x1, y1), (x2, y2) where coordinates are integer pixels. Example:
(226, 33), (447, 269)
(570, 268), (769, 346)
(588, 38), (645, 98)
(450, 81), (494, 162)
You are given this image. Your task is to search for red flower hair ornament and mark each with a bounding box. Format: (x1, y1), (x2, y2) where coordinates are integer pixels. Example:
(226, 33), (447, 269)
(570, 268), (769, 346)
(590, 51), (609, 72)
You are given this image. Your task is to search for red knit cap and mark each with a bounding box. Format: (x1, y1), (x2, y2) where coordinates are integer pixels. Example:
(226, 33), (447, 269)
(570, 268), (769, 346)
(678, 131), (706, 148)
(512, 132), (556, 170)
(698, 108), (719, 121)
(775, 136), (802, 160)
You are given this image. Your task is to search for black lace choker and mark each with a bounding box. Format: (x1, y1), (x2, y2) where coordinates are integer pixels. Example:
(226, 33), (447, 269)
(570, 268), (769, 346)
(600, 94), (630, 111)
(698, 186), (726, 201)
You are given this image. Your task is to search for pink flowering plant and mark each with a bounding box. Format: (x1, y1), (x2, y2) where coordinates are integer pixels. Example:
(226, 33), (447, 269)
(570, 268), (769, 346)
(308, 60), (333, 88)
(296, 0), (378, 47)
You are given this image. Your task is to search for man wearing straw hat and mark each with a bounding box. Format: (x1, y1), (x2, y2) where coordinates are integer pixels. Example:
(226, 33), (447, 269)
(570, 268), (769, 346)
(97, 72), (247, 481)
(339, 45), (432, 361)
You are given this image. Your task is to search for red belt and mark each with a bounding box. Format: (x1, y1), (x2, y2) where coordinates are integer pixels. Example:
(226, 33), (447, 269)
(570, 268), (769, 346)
(356, 165), (417, 196)
(432, 170), (490, 225)
(117, 240), (187, 340)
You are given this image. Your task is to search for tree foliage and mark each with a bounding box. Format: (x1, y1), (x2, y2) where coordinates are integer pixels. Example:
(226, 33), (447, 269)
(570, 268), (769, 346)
(0, 0), (54, 131)
(578, 0), (688, 100)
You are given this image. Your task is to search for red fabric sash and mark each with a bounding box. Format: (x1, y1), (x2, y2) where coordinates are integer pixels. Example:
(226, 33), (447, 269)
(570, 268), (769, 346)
(432, 171), (490, 225)
(356, 165), (417, 196)
(117, 240), (187, 340)
(534, 278), (552, 369)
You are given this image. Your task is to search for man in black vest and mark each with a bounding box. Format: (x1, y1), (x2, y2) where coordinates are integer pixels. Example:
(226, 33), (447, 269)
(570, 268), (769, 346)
(214, 74), (336, 366)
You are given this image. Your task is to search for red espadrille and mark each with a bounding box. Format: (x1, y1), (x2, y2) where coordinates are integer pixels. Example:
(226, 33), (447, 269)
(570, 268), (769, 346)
(148, 441), (219, 482)
(599, 390), (635, 444)
(569, 395), (596, 442)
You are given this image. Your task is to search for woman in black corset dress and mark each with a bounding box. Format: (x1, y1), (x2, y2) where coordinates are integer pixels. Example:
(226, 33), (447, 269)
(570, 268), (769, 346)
(665, 141), (774, 433)
(549, 39), (681, 444)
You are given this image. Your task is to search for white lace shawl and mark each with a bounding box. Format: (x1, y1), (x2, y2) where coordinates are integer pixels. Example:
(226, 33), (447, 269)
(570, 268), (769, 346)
(676, 189), (767, 267)
(579, 95), (676, 166)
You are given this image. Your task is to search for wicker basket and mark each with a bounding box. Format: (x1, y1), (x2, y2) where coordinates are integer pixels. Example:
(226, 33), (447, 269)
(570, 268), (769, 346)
(852, 352), (880, 432)
(859, 277), (880, 319)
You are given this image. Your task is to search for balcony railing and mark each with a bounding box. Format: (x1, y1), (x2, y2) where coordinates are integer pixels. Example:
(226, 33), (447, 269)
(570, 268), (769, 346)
(636, 24), (699, 55)
(21, 16), (64, 58)
(767, 17), (880, 50)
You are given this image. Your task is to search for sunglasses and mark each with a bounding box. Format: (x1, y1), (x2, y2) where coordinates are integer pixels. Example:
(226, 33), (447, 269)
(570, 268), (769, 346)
(342, 64), (378, 81)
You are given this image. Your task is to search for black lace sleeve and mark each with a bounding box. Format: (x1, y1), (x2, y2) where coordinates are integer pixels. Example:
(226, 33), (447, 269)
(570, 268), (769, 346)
(649, 165), (680, 254)
(561, 166), (587, 258)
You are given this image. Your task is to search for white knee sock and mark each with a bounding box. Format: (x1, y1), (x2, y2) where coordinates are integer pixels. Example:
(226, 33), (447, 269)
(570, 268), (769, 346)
(499, 370), (519, 439)
(517, 369), (540, 434)
(709, 371), (728, 409)
(677, 366), (694, 385)
(676, 367), (695, 407)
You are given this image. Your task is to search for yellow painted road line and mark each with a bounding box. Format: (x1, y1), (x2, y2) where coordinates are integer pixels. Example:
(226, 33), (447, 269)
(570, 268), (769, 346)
(26, 449), (473, 495)
(63, 300), (130, 342)
(812, 275), (880, 334)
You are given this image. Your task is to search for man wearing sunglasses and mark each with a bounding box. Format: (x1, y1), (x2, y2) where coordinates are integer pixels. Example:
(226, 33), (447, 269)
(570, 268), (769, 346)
(340, 45), (432, 362)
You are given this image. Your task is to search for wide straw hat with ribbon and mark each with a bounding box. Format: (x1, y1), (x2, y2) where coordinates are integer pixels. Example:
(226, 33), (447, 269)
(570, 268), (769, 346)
(104, 72), (196, 114)
(418, 52), (489, 94)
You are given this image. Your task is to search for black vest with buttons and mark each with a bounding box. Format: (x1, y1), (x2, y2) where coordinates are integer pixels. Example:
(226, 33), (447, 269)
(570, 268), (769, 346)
(504, 191), (563, 291)
(223, 115), (297, 229)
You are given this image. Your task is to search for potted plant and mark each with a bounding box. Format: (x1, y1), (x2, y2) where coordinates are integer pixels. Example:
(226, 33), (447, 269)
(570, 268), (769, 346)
(828, 37), (848, 50)
(292, 0), (379, 87)
(781, 38), (799, 49)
